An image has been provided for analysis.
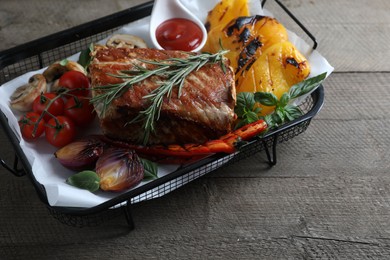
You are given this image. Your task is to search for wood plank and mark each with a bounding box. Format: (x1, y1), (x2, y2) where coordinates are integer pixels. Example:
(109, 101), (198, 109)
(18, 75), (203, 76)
(1, 175), (390, 258)
(317, 73), (390, 120)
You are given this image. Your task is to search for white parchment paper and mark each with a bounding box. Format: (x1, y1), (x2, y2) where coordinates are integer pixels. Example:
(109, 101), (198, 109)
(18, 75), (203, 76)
(0, 0), (333, 208)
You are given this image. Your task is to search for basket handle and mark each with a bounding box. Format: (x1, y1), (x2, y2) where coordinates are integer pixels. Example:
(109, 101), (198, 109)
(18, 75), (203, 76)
(1, 155), (26, 177)
(262, 0), (318, 50)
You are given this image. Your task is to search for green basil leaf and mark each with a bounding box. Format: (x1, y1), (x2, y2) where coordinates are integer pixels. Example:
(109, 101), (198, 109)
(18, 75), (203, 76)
(279, 93), (291, 107)
(246, 111), (260, 123)
(284, 105), (302, 121)
(254, 107), (262, 114)
(235, 92), (256, 118)
(275, 109), (285, 123)
(264, 114), (275, 128)
(59, 59), (68, 66)
(141, 158), (158, 180)
(78, 43), (94, 70)
(66, 170), (100, 192)
(254, 92), (278, 106)
(289, 72), (327, 99)
(271, 113), (282, 126)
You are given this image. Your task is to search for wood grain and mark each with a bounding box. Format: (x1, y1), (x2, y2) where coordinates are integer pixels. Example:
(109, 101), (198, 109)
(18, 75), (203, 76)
(1, 0), (390, 259)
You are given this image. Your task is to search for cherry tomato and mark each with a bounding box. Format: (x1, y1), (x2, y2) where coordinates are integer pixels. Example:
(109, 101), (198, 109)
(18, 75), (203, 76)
(18, 112), (45, 141)
(64, 96), (96, 127)
(58, 71), (90, 96)
(45, 116), (76, 147)
(32, 92), (64, 122)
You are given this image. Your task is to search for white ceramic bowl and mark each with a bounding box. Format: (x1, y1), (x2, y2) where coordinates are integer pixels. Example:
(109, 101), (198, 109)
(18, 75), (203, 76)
(149, 0), (207, 52)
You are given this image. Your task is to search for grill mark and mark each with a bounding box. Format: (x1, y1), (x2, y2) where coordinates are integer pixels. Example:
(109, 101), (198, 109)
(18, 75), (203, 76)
(226, 15), (264, 37)
(286, 57), (299, 68)
(236, 38), (263, 73)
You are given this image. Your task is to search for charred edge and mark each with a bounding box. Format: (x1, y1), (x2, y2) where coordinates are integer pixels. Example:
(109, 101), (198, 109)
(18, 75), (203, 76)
(236, 38), (262, 73)
(205, 21), (211, 32)
(219, 7), (229, 22)
(226, 15), (265, 37)
(235, 58), (256, 85)
(238, 28), (251, 44)
(286, 57), (299, 68)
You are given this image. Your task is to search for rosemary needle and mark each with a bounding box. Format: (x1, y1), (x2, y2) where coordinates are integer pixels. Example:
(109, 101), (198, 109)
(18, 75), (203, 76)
(90, 49), (229, 144)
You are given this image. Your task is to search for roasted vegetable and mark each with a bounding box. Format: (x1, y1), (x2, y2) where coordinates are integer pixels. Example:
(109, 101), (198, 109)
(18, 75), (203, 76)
(9, 74), (47, 112)
(205, 0), (250, 32)
(54, 136), (105, 171)
(106, 34), (147, 49)
(236, 41), (310, 115)
(96, 148), (144, 191)
(204, 15), (288, 73)
(203, 0), (311, 116)
(103, 118), (267, 164)
(43, 60), (86, 83)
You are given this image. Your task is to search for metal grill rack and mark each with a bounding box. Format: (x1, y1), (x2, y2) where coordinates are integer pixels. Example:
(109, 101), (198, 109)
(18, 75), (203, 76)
(0, 0), (325, 228)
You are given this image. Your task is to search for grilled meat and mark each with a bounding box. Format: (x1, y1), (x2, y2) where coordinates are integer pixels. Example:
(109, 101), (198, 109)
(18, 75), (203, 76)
(89, 47), (236, 145)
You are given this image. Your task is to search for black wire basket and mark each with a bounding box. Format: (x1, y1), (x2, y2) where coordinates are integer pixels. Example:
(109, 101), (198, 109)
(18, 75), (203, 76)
(0, 0), (325, 228)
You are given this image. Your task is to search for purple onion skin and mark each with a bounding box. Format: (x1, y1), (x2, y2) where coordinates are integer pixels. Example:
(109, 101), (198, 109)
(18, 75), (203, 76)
(96, 147), (144, 191)
(54, 135), (105, 171)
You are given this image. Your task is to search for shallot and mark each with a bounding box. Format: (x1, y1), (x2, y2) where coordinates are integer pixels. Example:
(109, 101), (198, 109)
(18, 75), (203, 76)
(96, 147), (144, 191)
(54, 135), (105, 171)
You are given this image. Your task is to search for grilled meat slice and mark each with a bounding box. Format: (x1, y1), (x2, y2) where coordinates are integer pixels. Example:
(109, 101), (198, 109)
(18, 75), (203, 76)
(89, 47), (236, 145)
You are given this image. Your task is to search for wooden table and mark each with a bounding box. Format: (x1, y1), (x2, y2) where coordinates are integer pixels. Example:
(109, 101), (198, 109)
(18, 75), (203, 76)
(1, 0), (389, 258)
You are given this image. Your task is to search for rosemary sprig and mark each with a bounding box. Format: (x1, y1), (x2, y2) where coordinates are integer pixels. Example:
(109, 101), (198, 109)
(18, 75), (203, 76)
(90, 50), (229, 144)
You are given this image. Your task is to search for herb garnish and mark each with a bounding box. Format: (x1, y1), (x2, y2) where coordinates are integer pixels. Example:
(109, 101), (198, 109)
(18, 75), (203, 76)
(78, 43), (94, 70)
(235, 72), (327, 129)
(141, 158), (158, 180)
(90, 50), (229, 144)
(66, 170), (100, 192)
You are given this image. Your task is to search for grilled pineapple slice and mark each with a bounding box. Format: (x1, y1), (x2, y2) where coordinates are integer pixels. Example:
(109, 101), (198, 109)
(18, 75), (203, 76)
(236, 41), (311, 115)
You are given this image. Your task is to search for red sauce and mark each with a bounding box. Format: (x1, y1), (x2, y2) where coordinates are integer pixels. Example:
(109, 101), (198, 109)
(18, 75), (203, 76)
(156, 18), (203, 51)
